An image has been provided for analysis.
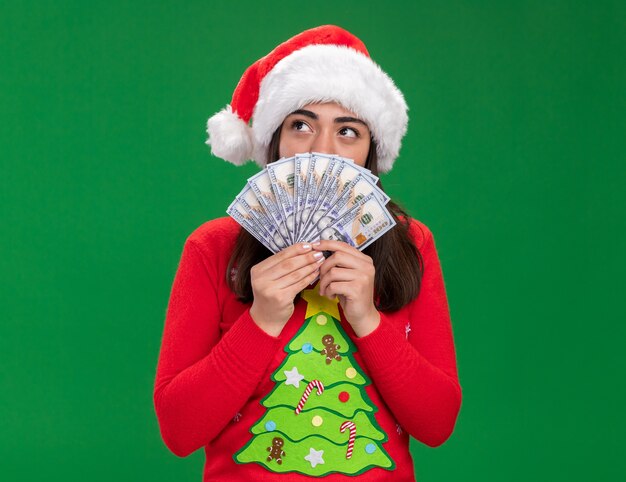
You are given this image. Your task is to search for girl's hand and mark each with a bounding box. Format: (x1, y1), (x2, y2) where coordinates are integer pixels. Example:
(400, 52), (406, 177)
(250, 243), (325, 337)
(313, 240), (380, 337)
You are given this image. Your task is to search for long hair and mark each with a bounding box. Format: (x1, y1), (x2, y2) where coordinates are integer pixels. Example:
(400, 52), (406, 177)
(226, 127), (424, 312)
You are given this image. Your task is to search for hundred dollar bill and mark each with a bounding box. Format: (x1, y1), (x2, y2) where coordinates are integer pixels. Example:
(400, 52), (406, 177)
(335, 160), (373, 195)
(237, 184), (272, 227)
(297, 152), (340, 242)
(237, 185), (289, 250)
(226, 198), (281, 253)
(324, 152), (379, 185)
(308, 153), (346, 205)
(298, 154), (338, 230)
(296, 153), (338, 242)
(299, 169), (390, 241)
(293, 152), (315, 242)
(291, 153), (302, 242)
(248, 169), (291, 245)
(298, 153), (321, 241)
(227, 152), (391, 249)
(266, 156), (296, 242)
(329, 157), (388, 211)
(297, 158), (346, 240)
(307, 190), (376, 246)
(310, 191), (396, 250)
(332, 169), (389, 213)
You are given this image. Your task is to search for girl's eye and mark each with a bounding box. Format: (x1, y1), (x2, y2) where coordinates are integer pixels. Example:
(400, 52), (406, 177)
(339, 127), (360, 138)
(291, 120), (312, 132)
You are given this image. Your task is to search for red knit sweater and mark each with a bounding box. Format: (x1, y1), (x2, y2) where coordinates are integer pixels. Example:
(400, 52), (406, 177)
(153, 216), (462, 481)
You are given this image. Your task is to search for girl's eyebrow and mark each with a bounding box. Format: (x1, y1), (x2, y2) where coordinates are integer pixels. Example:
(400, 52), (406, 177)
(334, 116), (367, 126)
(289, 109), (317, 119)
(288, 109), (367, 127)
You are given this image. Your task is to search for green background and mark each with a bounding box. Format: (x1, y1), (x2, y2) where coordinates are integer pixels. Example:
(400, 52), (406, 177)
(1, 1), (624, 480)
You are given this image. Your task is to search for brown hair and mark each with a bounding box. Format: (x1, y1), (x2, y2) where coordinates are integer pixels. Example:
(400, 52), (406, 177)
(226, 128), (424, 312)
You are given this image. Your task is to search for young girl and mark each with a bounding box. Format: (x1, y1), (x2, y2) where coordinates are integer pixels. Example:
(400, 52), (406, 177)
(153, 25), (462, 481)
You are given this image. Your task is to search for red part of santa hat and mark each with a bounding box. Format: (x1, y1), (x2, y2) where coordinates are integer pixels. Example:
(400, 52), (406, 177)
(206, 25), (408, 173)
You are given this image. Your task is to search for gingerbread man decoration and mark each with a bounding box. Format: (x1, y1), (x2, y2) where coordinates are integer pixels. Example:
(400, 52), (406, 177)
(266, 437), (286, 464)
(320, 334), (342, 365)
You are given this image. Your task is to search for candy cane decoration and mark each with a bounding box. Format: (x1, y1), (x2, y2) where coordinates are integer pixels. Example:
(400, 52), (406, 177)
(340, 421), (357, 459)
(295, 380), (324, 414)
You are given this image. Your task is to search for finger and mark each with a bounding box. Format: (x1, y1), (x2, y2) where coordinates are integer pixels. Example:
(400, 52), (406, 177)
(311, 239), (366, 258)
(259, 242), (314, 272)
(313, 241), (374, 270)
(268, 250), (325, 282)
(324, 280), (356, 300)
(283, 264), (322, 297)
(254, 242), (316, 276)
(319, 250), (372, 277)
(275, 255), (325, 289)
(319, 267), (356, 295)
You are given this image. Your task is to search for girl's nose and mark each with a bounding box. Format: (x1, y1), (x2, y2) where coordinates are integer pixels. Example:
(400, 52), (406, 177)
(310, 130), (334, 154)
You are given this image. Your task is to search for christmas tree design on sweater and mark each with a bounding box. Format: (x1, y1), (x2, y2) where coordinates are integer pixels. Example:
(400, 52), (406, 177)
(234, 284), (395, 476)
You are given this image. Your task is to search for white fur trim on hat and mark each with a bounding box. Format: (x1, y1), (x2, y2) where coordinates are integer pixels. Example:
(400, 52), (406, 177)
(206, 104), (256, 166)
(251, 44), (409, 173)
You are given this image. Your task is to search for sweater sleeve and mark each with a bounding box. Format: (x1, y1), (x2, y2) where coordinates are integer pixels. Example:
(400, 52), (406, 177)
(153, 238), (283, 457)
(353, 228), (462, 447)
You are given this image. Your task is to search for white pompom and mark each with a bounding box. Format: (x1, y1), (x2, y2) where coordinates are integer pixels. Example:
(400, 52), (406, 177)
(206, 105), (255, 165)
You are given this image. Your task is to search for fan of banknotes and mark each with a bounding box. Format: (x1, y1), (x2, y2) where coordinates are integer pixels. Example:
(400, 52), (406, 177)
(227, 152), (396, 254)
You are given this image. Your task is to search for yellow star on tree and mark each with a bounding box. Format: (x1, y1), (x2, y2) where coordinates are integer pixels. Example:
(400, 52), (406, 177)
(301, 283), (341, 320)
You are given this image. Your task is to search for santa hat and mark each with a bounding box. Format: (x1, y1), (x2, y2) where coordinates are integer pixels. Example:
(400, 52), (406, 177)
(205, 25), (408, 173)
